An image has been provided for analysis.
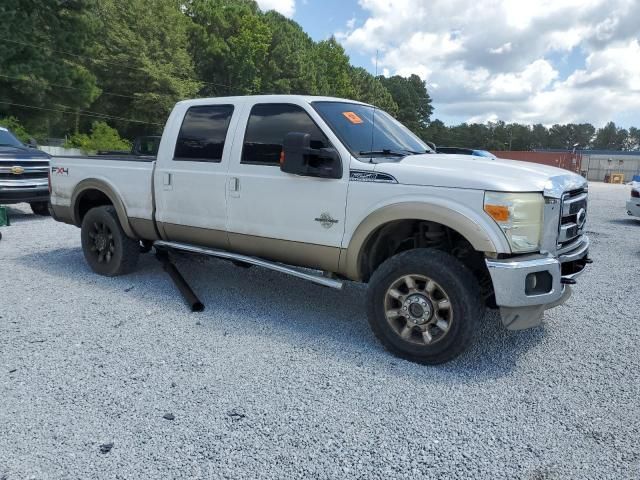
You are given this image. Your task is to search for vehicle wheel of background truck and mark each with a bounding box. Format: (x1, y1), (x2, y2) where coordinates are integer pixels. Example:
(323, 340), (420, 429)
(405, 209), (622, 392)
(30, 201), (50, 216)
(366, 248), (482, 365)
(81, 206), (139, 276)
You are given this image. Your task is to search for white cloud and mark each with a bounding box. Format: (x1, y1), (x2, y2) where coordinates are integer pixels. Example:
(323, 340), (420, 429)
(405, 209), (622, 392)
(255, 0), (295, 18)
(337, 0), (640, 126)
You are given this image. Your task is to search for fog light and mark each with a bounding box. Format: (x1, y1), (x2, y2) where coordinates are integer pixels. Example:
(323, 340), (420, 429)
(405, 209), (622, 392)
(525, 271), (553, 295)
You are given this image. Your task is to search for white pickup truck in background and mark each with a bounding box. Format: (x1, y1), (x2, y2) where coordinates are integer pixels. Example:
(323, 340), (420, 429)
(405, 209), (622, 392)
(49, 95), (591, 364)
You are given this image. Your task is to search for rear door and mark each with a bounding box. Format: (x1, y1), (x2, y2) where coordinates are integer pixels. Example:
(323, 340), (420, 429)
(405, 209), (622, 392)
(225, 101), (350, 271)
(154, 102), (241, 249)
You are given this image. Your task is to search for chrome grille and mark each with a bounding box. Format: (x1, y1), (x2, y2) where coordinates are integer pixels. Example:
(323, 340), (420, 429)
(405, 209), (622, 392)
(558, 188), (587, 248)
(0, 162), (49, 182)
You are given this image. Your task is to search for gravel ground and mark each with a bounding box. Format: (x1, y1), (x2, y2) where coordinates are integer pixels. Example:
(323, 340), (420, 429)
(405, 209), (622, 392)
(1, 182), (639, 479)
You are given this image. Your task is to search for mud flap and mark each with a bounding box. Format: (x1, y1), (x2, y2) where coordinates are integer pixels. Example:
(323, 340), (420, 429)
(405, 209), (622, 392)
(500, 286), (572, 330)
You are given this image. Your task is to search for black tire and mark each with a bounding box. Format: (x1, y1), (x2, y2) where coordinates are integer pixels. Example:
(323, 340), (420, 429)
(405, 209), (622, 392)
(30, 201), (51, 216)
(81, 206), (139, 276)
(366, 248), (482, 365)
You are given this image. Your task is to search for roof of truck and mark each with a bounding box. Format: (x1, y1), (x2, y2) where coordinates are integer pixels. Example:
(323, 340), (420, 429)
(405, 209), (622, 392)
(176, 95), (371, 107)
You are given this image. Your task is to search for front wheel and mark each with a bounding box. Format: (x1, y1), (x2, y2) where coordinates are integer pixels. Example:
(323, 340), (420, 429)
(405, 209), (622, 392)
(81, 206), (140, 276)
(366, 249), (482, 365)
(30, 201), (50, 216)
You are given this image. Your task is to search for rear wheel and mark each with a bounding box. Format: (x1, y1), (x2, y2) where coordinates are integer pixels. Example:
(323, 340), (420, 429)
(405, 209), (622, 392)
(81, 206), (139, 276)
(30, 201), (50, 216)
(366, 248), (482, 365)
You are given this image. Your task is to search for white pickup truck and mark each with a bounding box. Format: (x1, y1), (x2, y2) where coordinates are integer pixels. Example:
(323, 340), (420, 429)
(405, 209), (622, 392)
(49, 95), (590, 364)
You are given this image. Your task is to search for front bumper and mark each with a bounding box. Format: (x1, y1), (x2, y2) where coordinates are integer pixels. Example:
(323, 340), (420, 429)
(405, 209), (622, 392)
(627, 199), (640, 218)
(486, 236), (590, 330)
(0, 181), (49, 204)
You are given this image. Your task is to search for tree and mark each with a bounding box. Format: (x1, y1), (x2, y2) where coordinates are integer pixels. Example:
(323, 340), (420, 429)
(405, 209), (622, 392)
(0, 0), (100, 136)
(348, 67), (398, 116)
(627, 127), (640, 150)
(89, 0), (201, 138)
(260, 11), (318, 94)
(314, 37), (356, 99)
(379, 75), (433, 134)
(593, 122), (628, 150)
(64, 121), (131, 152)
(187, 0), (270, 97)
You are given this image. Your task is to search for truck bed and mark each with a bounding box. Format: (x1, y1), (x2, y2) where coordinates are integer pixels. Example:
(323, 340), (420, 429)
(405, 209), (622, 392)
(49, 155), (156, 222)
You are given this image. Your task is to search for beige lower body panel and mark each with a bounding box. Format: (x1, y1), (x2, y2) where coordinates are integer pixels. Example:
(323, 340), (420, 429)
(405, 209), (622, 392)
(157, 223), (340, 273)
(228, 232), (340, 273)
(50, 204), (74, 225)
(158, 222), (230, 250)
(129, 218), (160, 241)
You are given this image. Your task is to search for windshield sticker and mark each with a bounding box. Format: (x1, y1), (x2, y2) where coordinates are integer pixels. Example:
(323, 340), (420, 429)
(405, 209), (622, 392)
(342, 111), (364, 124)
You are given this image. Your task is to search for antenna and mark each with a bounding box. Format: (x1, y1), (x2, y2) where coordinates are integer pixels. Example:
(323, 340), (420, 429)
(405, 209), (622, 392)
(369, 49), (379, 162)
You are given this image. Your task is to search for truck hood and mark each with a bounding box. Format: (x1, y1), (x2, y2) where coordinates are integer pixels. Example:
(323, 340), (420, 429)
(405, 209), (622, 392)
(377, 153), (586, 197)
(0, 145), (50, 160)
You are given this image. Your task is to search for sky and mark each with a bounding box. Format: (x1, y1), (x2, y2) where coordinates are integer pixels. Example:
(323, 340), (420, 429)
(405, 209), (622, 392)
(255, 0), (640, 128)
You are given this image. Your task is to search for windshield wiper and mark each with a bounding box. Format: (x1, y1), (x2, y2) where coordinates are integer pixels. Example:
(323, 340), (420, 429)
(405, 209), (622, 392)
(358, 149), (408, 157)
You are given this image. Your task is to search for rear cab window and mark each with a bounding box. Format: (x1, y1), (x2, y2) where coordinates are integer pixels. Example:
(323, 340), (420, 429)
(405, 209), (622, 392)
(174, 105), (234, 162)
(241, 103), (330, 166)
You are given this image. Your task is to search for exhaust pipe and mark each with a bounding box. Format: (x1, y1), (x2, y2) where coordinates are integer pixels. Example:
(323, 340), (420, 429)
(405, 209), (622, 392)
(155, 251), (204, 312)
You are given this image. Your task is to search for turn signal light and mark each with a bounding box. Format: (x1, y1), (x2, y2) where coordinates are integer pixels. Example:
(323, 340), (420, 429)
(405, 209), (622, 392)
(484, 204), (509, 222)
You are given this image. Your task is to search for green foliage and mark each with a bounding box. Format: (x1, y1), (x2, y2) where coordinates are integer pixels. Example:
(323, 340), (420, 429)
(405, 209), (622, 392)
(313, 38), (357, 99)
(187, 0), (270, 96)
(64, 121), (131, 153)
(0, 0), (100, 135)
(592, 122), (628, 150)
(349, 68), (398, 116)
(88, 0), (201, 138)
(0, 116), (30, 142)
(379, 75), (433, 134)
(260, 11), (318, 94)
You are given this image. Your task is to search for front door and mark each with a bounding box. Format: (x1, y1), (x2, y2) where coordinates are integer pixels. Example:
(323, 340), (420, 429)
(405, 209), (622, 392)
(154, 103), (239, 249)
(226, 102), (349, 272)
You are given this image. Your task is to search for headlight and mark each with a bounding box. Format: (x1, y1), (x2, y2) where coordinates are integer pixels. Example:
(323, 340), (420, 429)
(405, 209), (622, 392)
(484, 192), (544, 253)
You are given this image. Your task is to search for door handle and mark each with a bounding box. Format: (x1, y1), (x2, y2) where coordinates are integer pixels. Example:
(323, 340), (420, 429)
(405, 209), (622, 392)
(162, 172), (173, 191)
(229, 177), (240, 197)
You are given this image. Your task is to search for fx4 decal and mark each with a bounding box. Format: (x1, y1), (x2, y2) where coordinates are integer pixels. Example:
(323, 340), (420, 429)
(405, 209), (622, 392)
(52, 167), (69, 176)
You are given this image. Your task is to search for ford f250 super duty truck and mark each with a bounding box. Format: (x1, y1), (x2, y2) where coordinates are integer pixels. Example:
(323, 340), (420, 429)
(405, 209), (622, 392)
(49, 95), (591, 364)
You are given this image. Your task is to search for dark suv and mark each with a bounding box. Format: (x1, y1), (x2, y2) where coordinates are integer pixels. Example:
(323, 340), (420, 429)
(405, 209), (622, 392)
(0, 127), (50, 215)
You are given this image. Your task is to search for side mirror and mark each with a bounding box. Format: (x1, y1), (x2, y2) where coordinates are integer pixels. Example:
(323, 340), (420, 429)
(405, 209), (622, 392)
(27, 138), (38, 149)
(281, 132), (341, 179)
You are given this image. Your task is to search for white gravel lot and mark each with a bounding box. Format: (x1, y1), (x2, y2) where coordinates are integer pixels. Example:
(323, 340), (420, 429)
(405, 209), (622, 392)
(0, 182), (639, 479)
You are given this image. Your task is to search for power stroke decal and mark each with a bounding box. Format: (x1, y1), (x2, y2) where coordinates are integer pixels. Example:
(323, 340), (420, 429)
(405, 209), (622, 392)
(349, 170), (398, 184)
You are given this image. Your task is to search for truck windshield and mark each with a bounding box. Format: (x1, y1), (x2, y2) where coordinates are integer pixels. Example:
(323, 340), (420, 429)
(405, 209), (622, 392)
(312, 101), (430, 159)
(0, 128), (24, 148)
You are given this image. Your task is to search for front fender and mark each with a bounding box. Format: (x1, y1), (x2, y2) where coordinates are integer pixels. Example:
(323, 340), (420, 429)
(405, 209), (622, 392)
(339, 200), (510, 281)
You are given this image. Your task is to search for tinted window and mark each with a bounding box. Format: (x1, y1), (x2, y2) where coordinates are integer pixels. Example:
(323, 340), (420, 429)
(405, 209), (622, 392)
(174, 105), (234, 162)
(242, 104), (329, 166)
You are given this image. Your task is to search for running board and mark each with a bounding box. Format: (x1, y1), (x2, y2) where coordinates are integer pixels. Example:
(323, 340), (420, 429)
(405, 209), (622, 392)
(153, 240), (343, 290)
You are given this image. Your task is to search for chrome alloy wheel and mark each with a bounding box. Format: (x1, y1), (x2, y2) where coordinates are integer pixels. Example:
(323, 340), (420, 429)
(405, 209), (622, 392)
(383, 274), (453, 345)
